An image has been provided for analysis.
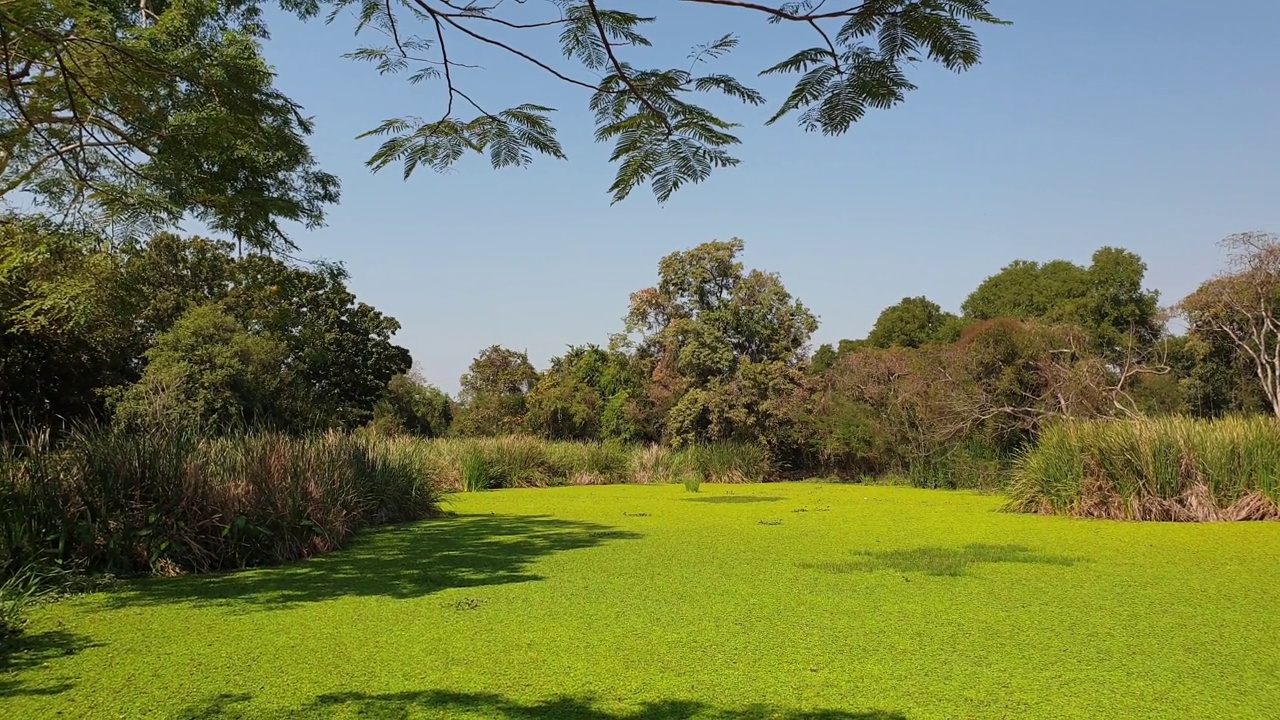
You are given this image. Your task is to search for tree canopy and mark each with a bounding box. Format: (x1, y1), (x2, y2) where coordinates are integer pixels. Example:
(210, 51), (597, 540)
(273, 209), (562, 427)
(0, 0), (339, 250)
(0, 218), (409, 434)
(454, 345), (540, 436)
(1180, 232), (1280, 418)
(306, 0), (1008, 203)
(865, 295), (962, 349)
(1, 1), (1010, 240)
(961, 247), (1161, 355)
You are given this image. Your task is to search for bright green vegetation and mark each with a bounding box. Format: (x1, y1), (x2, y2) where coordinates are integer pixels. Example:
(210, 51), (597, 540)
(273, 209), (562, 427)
(1011, 416), (1280, 520)
(5, 483), (1279, 719)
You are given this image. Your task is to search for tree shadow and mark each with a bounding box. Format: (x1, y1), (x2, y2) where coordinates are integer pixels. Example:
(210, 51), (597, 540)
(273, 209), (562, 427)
(684, 496), (783, 504)
(0, 628), (103, 698)
(105, 514), (641, 611)
(174, 689), (907, 720)
(802, 543), (1078, 577)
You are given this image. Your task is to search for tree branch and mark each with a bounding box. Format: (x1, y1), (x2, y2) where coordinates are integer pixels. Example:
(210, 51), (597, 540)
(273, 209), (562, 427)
(584, 0), (674, 135)
(677, 0), (869, 22)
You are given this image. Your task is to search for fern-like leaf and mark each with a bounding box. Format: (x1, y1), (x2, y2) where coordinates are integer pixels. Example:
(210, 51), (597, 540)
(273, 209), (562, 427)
(693, 74), (766, 106)
(361, 106), (564, 178)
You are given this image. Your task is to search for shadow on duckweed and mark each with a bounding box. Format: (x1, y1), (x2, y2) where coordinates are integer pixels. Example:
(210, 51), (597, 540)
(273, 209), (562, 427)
(175, 690), (908, 720)
(104, 513), (641, 611)
(0, 628), (103, 698)
(683, 496), (784, 504)
(803, 543), (1079, 577)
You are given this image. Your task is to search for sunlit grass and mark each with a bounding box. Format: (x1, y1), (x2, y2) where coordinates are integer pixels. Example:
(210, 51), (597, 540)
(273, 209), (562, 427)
(381, 436), (772, 491)
(5, 483), (1280, 719)
(1010, 416), (1280, 520)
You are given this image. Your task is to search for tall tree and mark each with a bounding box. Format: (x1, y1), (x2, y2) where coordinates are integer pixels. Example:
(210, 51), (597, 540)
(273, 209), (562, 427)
(0, 0), (338, 249)
(961, 247), (1160, 356)
(370, 371), (454, 437)
(284, 0), (1008, 202)
(962, 259), (1090, 322)
(525, 344), (638, 441)
(454, 345), (539, 436)
(1180, 231), (1280, 418)
(113, 304), (297, 430)
(1, 224), (411, 433)
(866, 295), (963, 349)
(0, 215), (134, 430)
(809, 343), (839, 375)
(625, 237), (816, 446)
(222, 255), (412, 428)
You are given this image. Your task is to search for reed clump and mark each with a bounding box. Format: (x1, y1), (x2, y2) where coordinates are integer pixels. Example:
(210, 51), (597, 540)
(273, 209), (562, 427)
(1009, 416), (1280, 521)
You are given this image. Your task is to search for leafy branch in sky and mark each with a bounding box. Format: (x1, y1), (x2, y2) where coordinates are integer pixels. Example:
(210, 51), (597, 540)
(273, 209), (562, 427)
(0, 0), (1007, 247)
(311, 0), (1008, 203)
(0, 0), (339, 251)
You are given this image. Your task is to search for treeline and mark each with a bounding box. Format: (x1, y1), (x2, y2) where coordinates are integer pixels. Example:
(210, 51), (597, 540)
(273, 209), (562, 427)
(6, 216), (1277, 491)
(392, 236), (1277, 488)
(1, 215), (414, 438)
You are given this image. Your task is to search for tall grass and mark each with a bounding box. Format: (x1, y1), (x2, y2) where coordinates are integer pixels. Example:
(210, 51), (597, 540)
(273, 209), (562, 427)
(377, 437), (774, 492)
(0, 427), (442, 577)
(0, 564), (43, 639)
(1009, 416), (1280, 521)
(907, 441), (1008, 491)
(684, 442), (771, 484)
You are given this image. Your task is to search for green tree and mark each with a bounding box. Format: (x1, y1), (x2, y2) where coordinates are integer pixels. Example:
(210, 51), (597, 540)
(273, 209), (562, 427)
(1173, 332), (1268, 417)
(625, 237), (816, 446)
(962, 259), (1090, 322)
(525, 344), (639, 441)
(113, 304), (295, 429)
(454, 345), (539, 436)
(117, 233), (237, 345)
(866, 295), (962, 349)
(0, 215), (135, 431)
(0, 0), (338, 249)
(962, 247), (1160, 356)
(222, 255), (412, 429)
(809, 343), (839, 375)
(283, 0), (1007, 203)
(1180, 231), (1280, 417)
(1078, 247), (1162, 352)
(525, 373), (602, 441)
(370, 372), (454, 437)
(1, 224), (411, 434)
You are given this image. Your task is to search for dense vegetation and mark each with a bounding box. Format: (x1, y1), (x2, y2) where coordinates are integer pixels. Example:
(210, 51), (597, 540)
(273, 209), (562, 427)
(2, 428), (441, 578)
(394, 235), (1280, 494)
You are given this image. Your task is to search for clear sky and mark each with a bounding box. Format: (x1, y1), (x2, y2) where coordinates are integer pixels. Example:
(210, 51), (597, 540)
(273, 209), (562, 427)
(254, 0), (1280, 394)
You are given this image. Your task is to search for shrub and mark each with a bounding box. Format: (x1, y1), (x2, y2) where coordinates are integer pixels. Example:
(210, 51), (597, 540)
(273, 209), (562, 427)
(907, 442), (1008, 491)
(460, 453), (492, 492)
(371, 438), (779, 491)
(1009, 416), (1280, 520)
(0, 562), (82, 641)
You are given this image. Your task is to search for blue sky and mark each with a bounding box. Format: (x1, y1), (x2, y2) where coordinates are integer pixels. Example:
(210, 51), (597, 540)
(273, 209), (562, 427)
(256, 0), (1280, 393)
